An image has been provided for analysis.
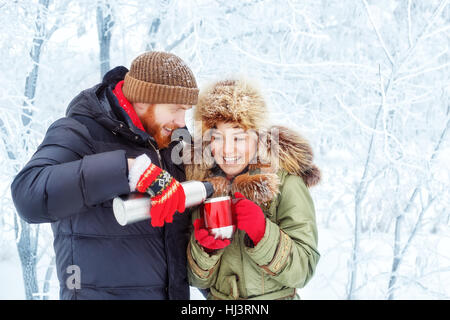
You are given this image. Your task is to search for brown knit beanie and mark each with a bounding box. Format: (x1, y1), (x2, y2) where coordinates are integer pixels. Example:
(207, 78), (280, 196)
(122, 51), (199, 105)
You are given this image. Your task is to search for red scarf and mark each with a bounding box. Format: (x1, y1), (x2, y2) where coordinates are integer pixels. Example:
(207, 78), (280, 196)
(112, 80), (146, 132)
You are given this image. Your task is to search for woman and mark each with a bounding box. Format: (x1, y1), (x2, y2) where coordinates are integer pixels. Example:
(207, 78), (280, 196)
(185, 79), (321, 300)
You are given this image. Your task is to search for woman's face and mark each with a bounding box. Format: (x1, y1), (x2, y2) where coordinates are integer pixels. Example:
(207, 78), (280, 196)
(210, 122), (258, 179)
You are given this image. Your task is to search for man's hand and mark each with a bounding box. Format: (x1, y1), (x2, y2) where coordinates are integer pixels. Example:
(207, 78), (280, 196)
(128, 154), (185, 227)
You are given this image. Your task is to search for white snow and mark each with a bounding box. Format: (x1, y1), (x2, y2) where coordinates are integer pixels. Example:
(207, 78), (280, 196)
(0, 250), (25, 300)
(1, 0), (449, 300)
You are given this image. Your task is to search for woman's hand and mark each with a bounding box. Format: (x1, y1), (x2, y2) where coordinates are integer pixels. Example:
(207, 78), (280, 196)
(193, 218), (231, 252)
(232, 192), (266, 245)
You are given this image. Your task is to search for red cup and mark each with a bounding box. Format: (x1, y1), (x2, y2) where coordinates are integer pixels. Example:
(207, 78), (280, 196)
(203, 196), (236, 239)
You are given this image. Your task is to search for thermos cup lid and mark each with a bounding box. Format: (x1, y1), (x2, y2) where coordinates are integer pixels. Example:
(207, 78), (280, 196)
(204, 195), (231, 203)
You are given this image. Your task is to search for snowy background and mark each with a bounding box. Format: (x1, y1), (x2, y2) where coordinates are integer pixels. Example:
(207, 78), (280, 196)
(1, 0), (449, 300)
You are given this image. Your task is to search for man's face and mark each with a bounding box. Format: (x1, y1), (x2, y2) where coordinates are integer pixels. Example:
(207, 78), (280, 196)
(133, 103), (192, 149)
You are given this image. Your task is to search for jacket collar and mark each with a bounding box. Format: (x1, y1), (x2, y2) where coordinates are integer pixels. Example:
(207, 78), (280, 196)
(112, 80), (146, 132)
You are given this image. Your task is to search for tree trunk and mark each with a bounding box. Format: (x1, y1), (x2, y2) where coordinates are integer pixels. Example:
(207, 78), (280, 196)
(146, 18), (161, 51)
(14, 0), (50, 300)
(15, 216), (40, 300)
(96, 1), (114, 79)
(346, 104), (383, 299)
(22, 0), (49, 127)
(387, 105), (449, 299)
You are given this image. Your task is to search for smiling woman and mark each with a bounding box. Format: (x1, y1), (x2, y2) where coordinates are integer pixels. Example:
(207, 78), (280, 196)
(184, 78), (321, 300)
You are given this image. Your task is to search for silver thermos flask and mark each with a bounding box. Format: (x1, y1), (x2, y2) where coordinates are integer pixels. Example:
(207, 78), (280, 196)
(113, 180), (214, 226)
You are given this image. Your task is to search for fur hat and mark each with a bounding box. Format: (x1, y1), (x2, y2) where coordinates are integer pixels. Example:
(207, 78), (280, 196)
(194, 79), (268, 133)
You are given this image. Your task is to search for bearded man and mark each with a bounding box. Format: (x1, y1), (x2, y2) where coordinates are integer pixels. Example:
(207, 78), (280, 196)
(11, 51), (198, 300)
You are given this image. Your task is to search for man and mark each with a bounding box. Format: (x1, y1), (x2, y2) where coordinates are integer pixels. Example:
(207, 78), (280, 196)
(11, 51), (198, 299)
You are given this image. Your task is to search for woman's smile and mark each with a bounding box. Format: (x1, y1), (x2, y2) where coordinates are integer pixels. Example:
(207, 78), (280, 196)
(222, 156), (241, 164)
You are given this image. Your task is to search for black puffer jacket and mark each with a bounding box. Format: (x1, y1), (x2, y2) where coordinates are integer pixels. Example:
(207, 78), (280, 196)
(11, 66), (191, 300)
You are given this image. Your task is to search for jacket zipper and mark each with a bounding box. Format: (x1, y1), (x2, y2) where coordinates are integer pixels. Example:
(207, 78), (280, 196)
(148, 138), (165, 170)
(147, 137), (169, 298)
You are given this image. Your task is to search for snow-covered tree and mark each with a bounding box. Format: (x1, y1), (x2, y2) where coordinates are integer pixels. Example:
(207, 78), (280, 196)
(1, 0), (448, 299)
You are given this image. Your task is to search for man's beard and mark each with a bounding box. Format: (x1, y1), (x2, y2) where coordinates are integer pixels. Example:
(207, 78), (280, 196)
(140, 105), (176, 149)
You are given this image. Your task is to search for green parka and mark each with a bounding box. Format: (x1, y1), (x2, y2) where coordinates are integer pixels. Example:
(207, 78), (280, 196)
(185, 125), (321, 300)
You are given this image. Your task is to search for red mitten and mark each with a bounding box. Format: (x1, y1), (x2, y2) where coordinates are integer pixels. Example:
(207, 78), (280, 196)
(231, 192), (266, 245)
(193, 218), (231, 251)
(135, 161), (186, 227)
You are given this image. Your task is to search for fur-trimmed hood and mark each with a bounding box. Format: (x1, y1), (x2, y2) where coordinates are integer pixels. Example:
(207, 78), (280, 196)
(184, 125), (321, 207)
